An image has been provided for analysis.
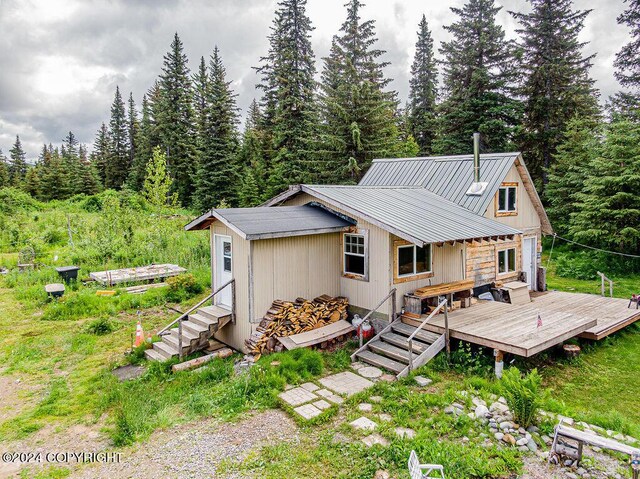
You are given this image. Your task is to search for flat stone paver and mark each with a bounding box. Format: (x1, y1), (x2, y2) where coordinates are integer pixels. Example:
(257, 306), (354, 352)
(370, 396), (383, 403)
(350, 416), (378, 431)
(394, 427), (416, 439)
(315, 388), (333, 398)
(326, 394), (344, 405)
(300, 382), (319, 392)
(279, 386), (318, 406)
(319, 371), (374, 396)
(378, 413), (392, 422)
(313, 399), (331, 410)
(350, 361), (366, 370)
(294, 403), (322, 419)
(358, 366), (383, 379)
(362, 433), (389, 447)
(358, 403), (373, 412)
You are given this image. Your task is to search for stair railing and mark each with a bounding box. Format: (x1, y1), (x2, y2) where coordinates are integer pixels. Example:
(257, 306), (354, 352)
(350, 288), (397, 360)
(597, 271), (613, 298)
(158, 278), (235, 360)
(407, 299), (448, 373)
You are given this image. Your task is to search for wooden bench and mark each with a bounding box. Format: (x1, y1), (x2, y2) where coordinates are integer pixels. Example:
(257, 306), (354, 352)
(550, 423), (640, 477)
(404, 279), (474, 317)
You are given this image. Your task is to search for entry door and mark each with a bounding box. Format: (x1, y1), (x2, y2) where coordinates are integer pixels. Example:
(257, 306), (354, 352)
(522, 237), (537, 291)
(214, 235), (232, 308)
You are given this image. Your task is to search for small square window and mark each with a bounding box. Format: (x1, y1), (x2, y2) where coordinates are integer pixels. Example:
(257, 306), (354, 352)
(498, 248), (516, 274)
(498, 186), (517, 212)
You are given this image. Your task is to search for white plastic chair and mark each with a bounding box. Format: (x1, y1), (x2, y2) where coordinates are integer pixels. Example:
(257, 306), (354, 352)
(408, 450), (445, 479)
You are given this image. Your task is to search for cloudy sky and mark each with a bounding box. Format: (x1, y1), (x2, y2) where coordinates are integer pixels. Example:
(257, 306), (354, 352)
(0, 0), (630, 160)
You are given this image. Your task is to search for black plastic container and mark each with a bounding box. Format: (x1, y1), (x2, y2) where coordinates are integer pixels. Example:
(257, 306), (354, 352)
(55, 266), (80, 283)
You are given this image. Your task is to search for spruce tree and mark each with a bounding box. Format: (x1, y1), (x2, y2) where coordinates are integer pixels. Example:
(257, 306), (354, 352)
(545, 117), (601, 235)
(9, 135), (27, 186)
(256, 0), (317, 192)
(511, 0), (599, 186)
(408, 15), (438, 155)
(237, 101), (269, 207)
(106, 86), (130, 189)
(91, 123), (110, 187)
(157, 33), (198, 205)
(610, 1), (640, 120)
(193, 47), (239, 211)
(436, 0), (521, 155)
(127, 93), (139, 177)
(130, 90), (158, 190)
(23, 167), (41, 198)
(570, 120), (640, 254)
(317, 1), (401, 183)
(0, 149), (9, 188)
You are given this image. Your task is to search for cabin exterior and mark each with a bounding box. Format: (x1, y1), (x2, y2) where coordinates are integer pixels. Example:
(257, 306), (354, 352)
(185, 151), (552, 353)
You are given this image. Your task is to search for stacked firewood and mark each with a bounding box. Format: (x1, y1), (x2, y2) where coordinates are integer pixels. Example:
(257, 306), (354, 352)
(246, 294), (349, 354)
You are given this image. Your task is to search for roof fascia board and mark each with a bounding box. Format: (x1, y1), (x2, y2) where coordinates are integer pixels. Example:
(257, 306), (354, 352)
(184, 210), (213, 231)
(245, 226), (350, 241)
(261, 185), (302, 206)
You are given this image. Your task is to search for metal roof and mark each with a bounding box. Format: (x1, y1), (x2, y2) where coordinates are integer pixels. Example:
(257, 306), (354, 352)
(184, 204), (353, 239)
(359, 152), (520, 215)
(301, 185), (521, 246)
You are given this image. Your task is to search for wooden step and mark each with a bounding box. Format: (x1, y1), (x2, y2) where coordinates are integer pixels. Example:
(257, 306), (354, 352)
(163, 334), (194, 352)
(144, 348), (166, 361)
(368, 340), (418, 364)
(169, 326), (200, 342)
(189, 312), (218, 329)
(153, 341), (178, 359)
(198, 305), (232, 321)
(392, 322), (440, 344)
(181, 321), (208, 337)
(380, 332), (431, 354)
(356, 350), (405, 374)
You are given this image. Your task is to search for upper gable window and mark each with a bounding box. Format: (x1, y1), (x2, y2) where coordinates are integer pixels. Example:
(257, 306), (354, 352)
(497, 183), (517, 214)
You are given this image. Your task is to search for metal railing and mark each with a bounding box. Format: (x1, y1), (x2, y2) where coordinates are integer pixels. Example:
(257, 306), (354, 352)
(407, 299), (449, 372)
(597, 271), (613, 298)
(158, 278), (235, 360)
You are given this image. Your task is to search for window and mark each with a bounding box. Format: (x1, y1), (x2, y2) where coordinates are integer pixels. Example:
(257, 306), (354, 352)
(498, 184), (517, 213)
(344, 233), (367, 278)
(223, 241), (232, 272)
(397, 244), (432, 277)
(497, 248), (516, 274)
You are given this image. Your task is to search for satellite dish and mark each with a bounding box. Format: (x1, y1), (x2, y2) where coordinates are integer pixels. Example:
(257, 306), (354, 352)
(466, 182), (488, 196)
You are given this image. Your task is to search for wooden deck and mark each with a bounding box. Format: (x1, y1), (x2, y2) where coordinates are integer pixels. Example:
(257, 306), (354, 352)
(418, 291), (640, 357)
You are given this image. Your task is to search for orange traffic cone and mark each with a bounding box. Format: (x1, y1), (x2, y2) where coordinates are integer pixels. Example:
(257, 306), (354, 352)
(134, 320), (144, 347)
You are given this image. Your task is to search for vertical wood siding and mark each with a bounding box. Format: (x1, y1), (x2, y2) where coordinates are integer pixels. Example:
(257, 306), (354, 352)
(465, 235), (523, 286)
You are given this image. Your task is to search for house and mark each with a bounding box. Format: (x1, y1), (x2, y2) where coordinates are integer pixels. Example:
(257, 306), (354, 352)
(180, 146), (552, 358)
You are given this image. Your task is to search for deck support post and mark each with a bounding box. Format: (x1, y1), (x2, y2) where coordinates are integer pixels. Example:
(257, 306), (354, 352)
(494, 349), (504, 378)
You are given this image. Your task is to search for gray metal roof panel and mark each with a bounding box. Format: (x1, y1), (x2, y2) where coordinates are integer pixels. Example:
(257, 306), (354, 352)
(360, 153), (520, 214)
(302, 185), (521, 245)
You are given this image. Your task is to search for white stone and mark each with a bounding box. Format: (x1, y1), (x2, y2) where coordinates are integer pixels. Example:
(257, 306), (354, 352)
(362, 433), (389, 447)
(516, 437), (529, 446)
(370, 395), (383, 403)
(350, 361), (366, 370)
(557, 415), (574, 425)
(315, 388), (333, 398)
(474, 404), (489, 419)
(394, 427), (416, 439)
(358, 366), (383, 379)
(494, 432), (504, 441)
(326, 394), (344, 405)
(313, 400), (331, 410)
(350, 416), (378, 431)
(414, 375), (432, 387)
(378, 413), (392, 422)
(358, 403), (373, 412)
(294, 403), (322, 420)
(300, 382), (319, 392)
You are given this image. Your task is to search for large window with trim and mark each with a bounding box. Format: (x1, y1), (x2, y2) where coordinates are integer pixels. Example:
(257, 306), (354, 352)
(343, 233), (367, 278)
(498, 184), (517, 213)
(497, 248), (516, 274)
(397, 244), (432, 278)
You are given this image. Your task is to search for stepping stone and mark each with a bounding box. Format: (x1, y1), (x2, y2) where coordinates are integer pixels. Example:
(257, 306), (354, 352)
(319, 371), (374, 396)
(313, 400), (331, 410)
(301, 382), (319, 392)
(395, 427), (416, 439)
(362, 433), (389, 447)
(294, 403), (322, 420)
(414, 376), (432, 387)
(350, 416), (378, 431)
(279, 387), (318, 406)
(326, 394), (344, 405)
(358, 366), (383, 379)
(358, 403), (373, 412)
(350, 361), (366, 370)
(379, 374), (396, 382)
(378, 413), (392, 422)
(370, 396), (383, 403)
(315, 388), (333, 398)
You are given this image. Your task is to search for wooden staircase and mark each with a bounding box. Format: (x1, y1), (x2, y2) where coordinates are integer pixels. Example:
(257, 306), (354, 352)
(351, 297), (449, 378)
(145, 305), (232, 361)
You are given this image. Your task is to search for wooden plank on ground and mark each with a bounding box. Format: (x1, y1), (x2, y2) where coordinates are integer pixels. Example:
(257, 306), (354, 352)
(277, 319), (354, 350)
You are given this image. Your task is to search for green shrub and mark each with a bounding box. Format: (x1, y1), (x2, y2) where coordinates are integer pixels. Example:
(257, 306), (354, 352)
(166, 273), (203, 302)
(0, 187), (41, 215)
(85, 317), (116, 335)
(501, 367), (542, 428)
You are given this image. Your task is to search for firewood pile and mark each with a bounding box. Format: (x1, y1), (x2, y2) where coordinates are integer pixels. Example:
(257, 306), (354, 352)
(246, 294), (349, 354)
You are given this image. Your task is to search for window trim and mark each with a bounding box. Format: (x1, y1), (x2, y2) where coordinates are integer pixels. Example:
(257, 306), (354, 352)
(496, 182), (518, 216)
(393, 240), (434, 284)
(496, 247), (517, 276)
(342, 230), (369, 281)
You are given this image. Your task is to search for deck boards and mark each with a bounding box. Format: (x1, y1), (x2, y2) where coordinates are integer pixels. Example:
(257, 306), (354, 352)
(421, 291), (638, 357)
(90, 264), (186, 285)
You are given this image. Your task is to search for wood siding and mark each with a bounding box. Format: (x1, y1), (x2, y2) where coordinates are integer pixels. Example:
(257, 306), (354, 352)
(465, 236), (523, 286)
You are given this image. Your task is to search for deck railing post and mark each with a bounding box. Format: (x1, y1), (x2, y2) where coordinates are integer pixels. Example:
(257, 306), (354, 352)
(231, 279), (236, 324)
(408, 338), (414, 372)
(391, 289), (397, 321)
(444, 303), (450, 363)
(178, 319), (183, 361)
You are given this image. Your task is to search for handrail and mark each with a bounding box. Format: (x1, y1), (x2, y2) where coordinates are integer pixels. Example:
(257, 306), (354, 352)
(597, 271), (613, 298)
(157, 278), (235, 360)
(357, 288), (397, 348)
(407, 299), (448, 372)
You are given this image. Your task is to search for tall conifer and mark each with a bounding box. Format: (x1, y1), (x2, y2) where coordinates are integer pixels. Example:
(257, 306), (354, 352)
(9, 135), (27, 186)
(106, 86), (129, 189)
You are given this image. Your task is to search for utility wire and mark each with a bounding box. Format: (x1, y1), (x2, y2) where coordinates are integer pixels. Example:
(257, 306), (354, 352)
(550, 233), (640, 259)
